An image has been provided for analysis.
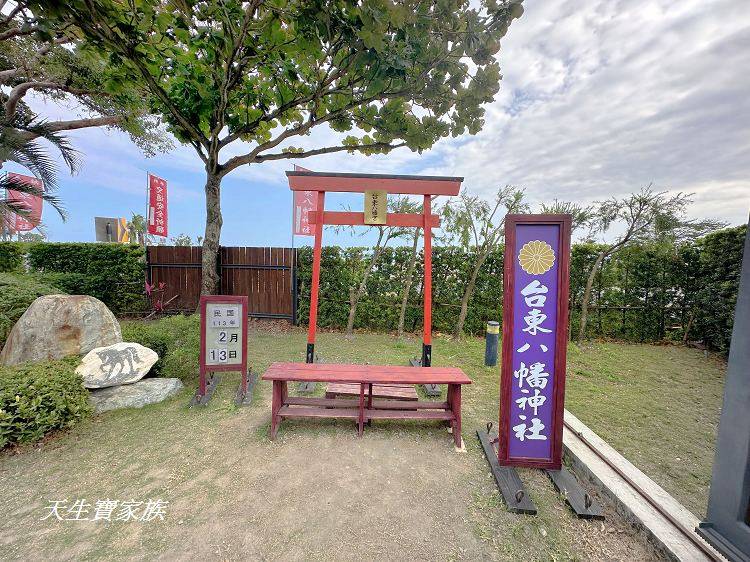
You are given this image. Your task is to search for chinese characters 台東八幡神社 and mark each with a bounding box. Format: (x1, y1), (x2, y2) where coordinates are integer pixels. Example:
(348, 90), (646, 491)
(512, 279), (552, 442)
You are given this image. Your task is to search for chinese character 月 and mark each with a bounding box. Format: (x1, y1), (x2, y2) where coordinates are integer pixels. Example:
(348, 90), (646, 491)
(512, 415), (547, 441)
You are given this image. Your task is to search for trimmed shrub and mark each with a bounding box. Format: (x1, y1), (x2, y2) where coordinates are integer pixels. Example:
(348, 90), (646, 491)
(0, 357), (93, 448)
(0, 272), (65, 348)
(0, 242), (23, 272)
(120, 321), (173, 377)
(694, 225), (747, 353)
(119, 315), (199, 382)
(27, 243), (146, 314)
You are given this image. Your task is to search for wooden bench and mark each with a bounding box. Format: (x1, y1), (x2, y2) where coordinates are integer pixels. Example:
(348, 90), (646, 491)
(262, 362), (472, 447)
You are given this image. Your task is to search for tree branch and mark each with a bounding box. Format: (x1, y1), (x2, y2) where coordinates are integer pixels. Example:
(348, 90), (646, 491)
(5, 81), (105, 119)
(67, 7), (210, 150)
(253, 142), (408, 163)
(15, 115), (121, 141)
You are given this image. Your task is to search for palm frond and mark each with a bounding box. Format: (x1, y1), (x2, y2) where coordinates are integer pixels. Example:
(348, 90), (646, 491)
(14, 120), (81, 174)
(0, 173), (67, 221)
(0, 119), (76, 223)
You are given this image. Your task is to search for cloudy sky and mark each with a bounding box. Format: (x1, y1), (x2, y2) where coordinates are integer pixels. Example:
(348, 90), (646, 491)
(14, 0), (750, 245)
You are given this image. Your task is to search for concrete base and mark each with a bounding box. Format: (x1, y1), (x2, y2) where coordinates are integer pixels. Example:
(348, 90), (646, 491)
(563, 410), (721, 561)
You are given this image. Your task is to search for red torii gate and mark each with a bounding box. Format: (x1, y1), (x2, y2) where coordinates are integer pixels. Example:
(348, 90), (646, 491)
(286, 170), (462, 366)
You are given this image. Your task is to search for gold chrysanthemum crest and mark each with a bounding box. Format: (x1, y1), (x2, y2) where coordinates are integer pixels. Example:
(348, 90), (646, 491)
(518, 240), (555, 275)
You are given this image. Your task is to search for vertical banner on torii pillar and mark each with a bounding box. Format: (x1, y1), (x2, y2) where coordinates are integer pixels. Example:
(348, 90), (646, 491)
(498, 214), (571, 470)
(292, 164), (315, 236)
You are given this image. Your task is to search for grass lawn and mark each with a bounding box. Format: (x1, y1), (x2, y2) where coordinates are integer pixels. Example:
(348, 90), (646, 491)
(0, 318), (725, 561)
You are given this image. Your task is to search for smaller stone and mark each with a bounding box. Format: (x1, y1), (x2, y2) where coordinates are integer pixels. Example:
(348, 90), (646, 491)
(89, 378), (184, 413)
(77, 342), (158, 389)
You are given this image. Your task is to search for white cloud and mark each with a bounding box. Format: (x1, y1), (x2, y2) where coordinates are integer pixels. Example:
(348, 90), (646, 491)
(423, 0), (750, 224)
(22, 0), (750, 238)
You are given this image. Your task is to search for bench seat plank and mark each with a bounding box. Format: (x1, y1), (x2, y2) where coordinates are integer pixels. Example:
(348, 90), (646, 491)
(279, 405), (453, 421)
(263, 362), (471, 385)
(367, 409), (454, 421)
(326, 382), (418, 401)
(284, 396), (449, 411)
(278, 406), (360, 419)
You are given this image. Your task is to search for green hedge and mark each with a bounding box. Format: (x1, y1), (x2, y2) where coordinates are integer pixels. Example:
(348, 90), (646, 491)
(0, 357), (92, 448)
(0, 273), (65, 348)
(7, 242), (148, 314)
(119, 315), (199, 382)
(120, 321), (173, 377)
(0, 242), (23, 272)
(295, 245), (504, 335)
(294, 225), (746, 349)
(693, 225), (747, 353)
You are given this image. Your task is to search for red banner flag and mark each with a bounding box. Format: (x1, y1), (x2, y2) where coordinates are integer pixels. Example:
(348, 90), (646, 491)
(292, 165), (315, 236)
(5, 172), (43, 232)
(147, 173), (168, 237)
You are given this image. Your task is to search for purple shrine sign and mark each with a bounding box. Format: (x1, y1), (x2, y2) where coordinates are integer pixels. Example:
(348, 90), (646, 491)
(498, 214), (571, 470)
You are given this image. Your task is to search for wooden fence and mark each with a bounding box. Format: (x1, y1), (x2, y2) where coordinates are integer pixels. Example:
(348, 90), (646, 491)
(146, 246), (297, 321)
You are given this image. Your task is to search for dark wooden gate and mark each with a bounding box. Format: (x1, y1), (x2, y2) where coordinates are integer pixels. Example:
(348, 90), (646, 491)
(146, 246), (297, 321)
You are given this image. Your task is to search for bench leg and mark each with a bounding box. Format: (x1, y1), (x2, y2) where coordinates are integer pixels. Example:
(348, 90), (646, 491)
(366, 383), (373, 426)
(358, 383), (365, 437)
(270, 380), (285, 440)
(449, 383), (462, 448)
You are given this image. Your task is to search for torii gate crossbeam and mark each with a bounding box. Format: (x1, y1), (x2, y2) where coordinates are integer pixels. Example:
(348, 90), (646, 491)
(287, 170), (462, 366)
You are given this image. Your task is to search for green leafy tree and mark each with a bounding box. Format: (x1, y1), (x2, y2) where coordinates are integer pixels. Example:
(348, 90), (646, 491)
(0, 2), (167, 238)
(440, 185), (527, 337)
(0, 1), (167, 153)
(577, 186), (726, 340)
(170, 233), (193, 246)
(539, 199), (594, 234)
(339, 195), (418, 335)
(127, 212), (149, 246)
(39, 0), (525, 294)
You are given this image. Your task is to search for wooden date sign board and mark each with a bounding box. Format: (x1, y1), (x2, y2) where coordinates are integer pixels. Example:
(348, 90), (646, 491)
(194, 295), (250, 405)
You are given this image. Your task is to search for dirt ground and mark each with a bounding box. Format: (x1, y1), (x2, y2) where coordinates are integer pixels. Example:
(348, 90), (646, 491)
(1, 366), (663, 561)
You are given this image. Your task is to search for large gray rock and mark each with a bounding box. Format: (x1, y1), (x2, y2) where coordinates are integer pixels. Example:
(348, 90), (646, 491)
(76, 342), (158, 389)
(0, 295), (122, 366)
(89, 378), (184, 413)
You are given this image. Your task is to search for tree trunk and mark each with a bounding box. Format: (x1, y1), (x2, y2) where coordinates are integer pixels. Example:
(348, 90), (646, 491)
(454, 249), (489, 338)
(578, 250), (606, 340)
(683, 309), (695, 344)
(347, 243), (384, 335)
(398, 227), (421, 338)
(200, 171), (223, 295)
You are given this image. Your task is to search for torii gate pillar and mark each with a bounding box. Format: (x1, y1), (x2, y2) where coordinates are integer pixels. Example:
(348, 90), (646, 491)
(287, 171), (462, 366)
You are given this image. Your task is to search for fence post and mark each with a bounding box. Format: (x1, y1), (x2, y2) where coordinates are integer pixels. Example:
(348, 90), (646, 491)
(216, 245), (223, 295)
(145, 246), (152, 286)
(292, 248), (298, 325)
